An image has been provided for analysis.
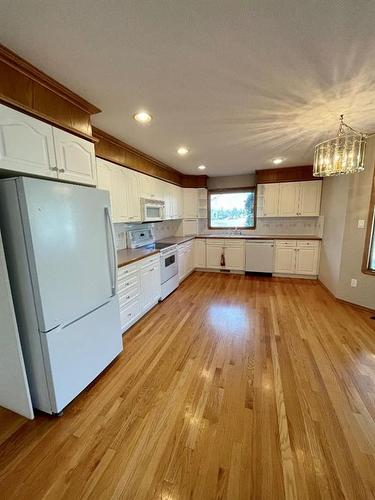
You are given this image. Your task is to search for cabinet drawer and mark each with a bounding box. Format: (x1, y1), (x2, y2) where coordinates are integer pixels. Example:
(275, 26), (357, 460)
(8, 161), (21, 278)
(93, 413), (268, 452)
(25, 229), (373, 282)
(224, 239), (245, 248)
(118, 262), (139, 277)
(118, 274), (139, 293)
(275, 240), (297, 247)
(140, 255), (160, 269)
(120, 299), (141, 330)
(118, 284), (140, 307)
(297, 240), (320, 248)
(206, 239), (225, 246)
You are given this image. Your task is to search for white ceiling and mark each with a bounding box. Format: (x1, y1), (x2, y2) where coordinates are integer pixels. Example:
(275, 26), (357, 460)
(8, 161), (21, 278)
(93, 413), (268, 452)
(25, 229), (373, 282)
(2, 1), (375, 176)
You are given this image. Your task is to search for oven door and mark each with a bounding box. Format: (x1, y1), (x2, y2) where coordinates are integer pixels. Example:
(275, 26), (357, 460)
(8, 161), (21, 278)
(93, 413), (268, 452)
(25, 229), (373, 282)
(143, 204), (163, 221)
(161, 251), (178, 283)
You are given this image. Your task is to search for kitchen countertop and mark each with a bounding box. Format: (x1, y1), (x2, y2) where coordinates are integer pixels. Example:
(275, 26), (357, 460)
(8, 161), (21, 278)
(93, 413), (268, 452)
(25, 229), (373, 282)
(157, 235), (196, 245)
(196, 234), (322, 240)
(117, 248), (159, 268)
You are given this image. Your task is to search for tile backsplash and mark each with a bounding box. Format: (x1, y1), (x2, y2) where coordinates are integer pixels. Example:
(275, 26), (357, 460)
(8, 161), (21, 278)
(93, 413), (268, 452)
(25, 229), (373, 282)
(114, 220), (181, 250)
(198, 217), (324, 237)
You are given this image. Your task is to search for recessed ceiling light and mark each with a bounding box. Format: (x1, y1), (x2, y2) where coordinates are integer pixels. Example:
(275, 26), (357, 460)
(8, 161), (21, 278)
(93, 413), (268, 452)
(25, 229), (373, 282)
(272, 158), (284, 165)
(133, 111), (152, 123)
(177, 146), (189, 156)
(198, 165), (206, 170)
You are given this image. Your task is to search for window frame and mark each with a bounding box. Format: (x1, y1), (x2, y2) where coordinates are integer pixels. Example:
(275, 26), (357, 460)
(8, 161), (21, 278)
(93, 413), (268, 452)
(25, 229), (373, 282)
(207, 186), (257, 230)
(362, 164), (375, 275)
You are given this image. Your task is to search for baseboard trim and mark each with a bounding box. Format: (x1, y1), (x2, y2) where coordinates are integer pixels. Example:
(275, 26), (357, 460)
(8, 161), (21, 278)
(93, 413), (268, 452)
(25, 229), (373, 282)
(318, 280), (375, 313)
(273, 273), (318, 280)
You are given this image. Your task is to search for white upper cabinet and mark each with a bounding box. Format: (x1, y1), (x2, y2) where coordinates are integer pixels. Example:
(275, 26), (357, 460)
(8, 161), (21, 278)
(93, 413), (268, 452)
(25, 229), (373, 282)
(278, 182), (300, 217)
(258, 183), (280, 217)
(97, 159), (142, 223)
(125, 169), (142, 222)
(53, 128), (96, 186)
(0, 104), (57, 178)
(140, 174), (163, 200)
(299, 181), (322, 216)
(258, 181), (322, 217)
(183, 188), (198, 218)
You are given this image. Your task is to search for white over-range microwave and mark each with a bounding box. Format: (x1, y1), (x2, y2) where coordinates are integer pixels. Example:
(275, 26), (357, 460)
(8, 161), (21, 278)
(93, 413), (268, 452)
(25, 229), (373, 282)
(141, 198), (165, 222)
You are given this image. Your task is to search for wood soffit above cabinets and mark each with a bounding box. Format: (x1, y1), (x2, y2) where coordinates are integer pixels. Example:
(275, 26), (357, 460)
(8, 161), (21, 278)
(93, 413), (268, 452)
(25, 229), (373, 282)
(93, 127), (208, 188)
(256, 165), (319, 184)
(0, 44), (100, 141)
(0, 44), (207, 187)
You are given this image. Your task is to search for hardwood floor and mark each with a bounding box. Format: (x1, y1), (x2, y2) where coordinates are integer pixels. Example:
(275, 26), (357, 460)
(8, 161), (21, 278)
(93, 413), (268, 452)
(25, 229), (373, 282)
(0, 272), (375, 499)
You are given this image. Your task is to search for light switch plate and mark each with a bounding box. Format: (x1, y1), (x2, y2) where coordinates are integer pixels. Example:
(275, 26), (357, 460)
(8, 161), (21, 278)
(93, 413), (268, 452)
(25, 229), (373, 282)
(358, 219), (365, 229)
(351, 278), (358, 287)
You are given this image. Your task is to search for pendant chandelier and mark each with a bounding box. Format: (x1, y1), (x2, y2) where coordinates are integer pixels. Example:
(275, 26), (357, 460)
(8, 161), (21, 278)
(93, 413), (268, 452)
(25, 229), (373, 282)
(313, 115), (367, 177)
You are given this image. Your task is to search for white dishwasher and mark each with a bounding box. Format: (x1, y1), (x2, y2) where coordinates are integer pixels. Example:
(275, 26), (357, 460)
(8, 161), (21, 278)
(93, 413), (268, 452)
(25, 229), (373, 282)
(245, 240), (275, 273)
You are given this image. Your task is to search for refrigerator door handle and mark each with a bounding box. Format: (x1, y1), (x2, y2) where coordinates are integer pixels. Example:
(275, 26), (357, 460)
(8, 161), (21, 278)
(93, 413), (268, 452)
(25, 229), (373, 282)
(105, 207), (117, 296)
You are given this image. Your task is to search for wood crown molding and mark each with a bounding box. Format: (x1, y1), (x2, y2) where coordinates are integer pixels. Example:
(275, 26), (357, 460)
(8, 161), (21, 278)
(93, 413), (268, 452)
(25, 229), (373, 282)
(256, 165), (320, 184)
(0, 44), (100, 139)
(93, 127), (207, 188)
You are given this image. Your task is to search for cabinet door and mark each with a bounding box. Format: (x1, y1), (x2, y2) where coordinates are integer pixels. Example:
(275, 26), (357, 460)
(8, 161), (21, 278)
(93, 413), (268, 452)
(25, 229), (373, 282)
(97, 159), (113, 208)
(163, 183), (173, 219)
(126, 169), (142, 222)
(0, 103), (57, 178)
(206, 244), (223, 269)
(263, 183), (280, 217)
(176, 186), (183, 218)
(110, 166), (129, 223)
(278, 182), (300, 217)
(186, 243), (194, 274)
(295, 247), (319, 275)
(178, 248), (186, 280)
(141, 262), (161, 312)
(194, 239), (206, 268)
(183, 188), (198, 218)
(298, 181), (322, 216)
(274, 247), (296, 273)
(224, 245), (245, 270)
(53, 128), (96, 186)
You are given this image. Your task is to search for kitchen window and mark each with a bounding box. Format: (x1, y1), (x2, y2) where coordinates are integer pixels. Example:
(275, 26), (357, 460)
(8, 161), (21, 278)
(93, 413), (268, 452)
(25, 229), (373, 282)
(208, 187), (256, 229)
(362, 169), (375, 274)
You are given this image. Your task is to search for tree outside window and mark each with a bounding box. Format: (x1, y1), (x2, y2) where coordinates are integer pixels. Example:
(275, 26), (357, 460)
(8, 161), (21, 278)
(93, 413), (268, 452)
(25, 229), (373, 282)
(208, 188), (256, 229)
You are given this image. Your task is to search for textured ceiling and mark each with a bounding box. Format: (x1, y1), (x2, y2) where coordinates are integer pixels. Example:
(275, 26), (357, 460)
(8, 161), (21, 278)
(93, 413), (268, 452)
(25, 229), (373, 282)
(2, 0), (375, 176)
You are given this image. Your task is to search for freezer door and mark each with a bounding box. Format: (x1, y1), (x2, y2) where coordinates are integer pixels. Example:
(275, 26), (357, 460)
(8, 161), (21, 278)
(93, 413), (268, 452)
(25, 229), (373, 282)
(0, 232), (34, 419)
(19, 178), (116, 332)
(41, 297), (122, 413)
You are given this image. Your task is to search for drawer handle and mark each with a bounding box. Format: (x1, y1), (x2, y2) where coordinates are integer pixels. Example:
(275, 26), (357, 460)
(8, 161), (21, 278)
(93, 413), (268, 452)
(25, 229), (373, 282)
(125, 282), (130, 286)
(58, 168), (65, 173)
(127, 312), (132, 317)
(126, 295), (131, 299)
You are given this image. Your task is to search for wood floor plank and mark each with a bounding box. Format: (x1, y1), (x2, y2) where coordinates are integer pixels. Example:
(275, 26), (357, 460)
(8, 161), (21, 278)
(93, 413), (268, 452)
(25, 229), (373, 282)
(0, 273), (374, 499)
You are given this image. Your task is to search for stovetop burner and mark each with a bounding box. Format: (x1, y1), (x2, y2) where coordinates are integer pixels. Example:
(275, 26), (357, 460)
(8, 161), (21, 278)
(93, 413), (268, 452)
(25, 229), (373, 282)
(145, 242), (175, 250)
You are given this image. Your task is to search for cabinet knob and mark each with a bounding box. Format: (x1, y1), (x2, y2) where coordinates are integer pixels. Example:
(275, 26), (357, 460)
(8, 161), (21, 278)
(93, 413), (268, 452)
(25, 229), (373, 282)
(58, 168), (65, 173)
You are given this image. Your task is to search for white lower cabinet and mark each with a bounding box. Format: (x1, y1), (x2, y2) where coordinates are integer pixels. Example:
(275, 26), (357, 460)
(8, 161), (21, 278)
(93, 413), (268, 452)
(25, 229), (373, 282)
(178, 240), (194, 281)
(118, 254), (161, 333)
(274, 240), (320, 276)
(206, 239), (245, 271)
(194, 239), (206, 268)
(140, 256), (161, 314)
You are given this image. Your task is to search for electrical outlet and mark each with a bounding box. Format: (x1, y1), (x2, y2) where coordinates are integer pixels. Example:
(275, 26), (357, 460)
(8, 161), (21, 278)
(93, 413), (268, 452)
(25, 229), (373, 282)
(358, 219), (365, 229)
(351, 279), (357, 287)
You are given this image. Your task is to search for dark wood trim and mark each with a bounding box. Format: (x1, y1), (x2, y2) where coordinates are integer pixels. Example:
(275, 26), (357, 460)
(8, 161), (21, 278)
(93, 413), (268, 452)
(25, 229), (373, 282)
(180, 175), (208, 188)
(0, 44), (100, 114)
(207, 187), (257, 230)
(0, 44), (99, 138)
(256, 165), (320, 184)
(0, 97), (98, 143)
(361, 162), (375, 275)
(93, 127), (207, 188)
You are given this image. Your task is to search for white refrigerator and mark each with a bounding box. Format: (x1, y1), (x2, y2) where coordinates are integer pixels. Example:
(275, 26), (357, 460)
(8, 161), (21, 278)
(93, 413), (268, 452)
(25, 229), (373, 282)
(0, 177), (122, 416)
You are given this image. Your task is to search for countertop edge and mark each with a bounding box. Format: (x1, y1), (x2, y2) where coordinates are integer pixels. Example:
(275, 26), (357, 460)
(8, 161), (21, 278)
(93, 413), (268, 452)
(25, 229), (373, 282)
(117, 249), (160, 268)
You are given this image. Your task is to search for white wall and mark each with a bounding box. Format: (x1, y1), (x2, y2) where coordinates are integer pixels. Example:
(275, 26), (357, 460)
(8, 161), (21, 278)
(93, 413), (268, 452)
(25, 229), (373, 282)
(319, 136), (375, 309)
(319, 176), (349, 295)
